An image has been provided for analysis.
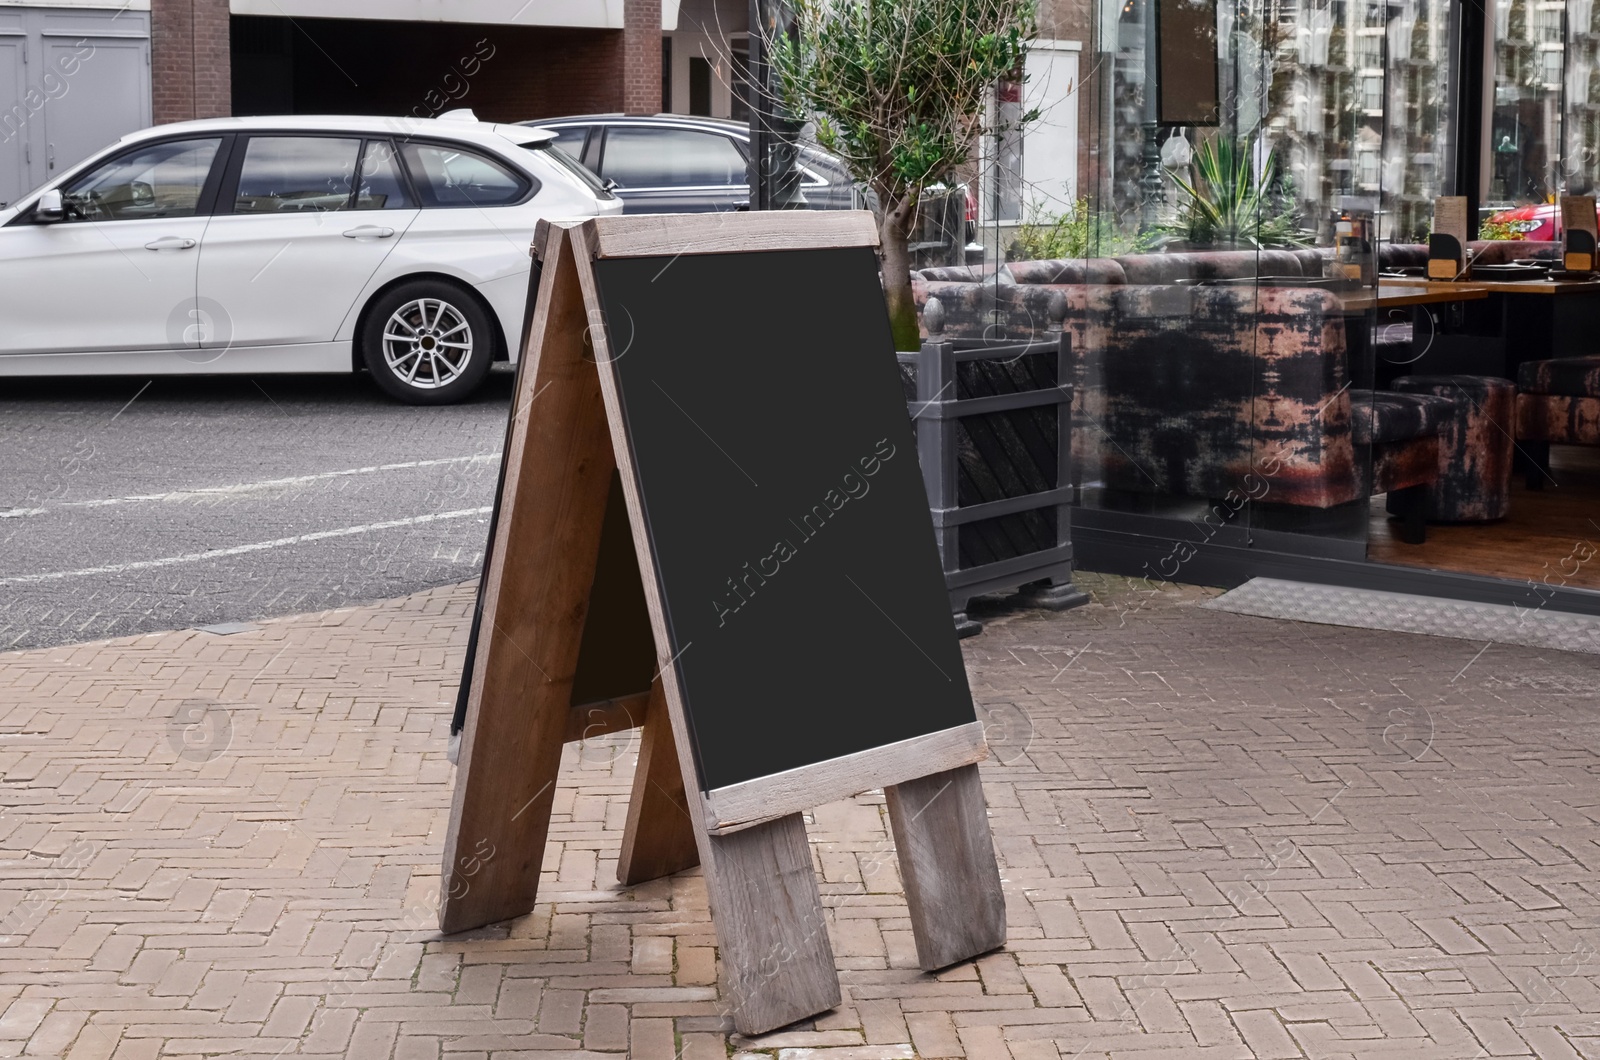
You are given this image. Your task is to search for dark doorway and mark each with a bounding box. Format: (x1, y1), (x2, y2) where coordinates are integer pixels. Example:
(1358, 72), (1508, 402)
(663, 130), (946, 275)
(689, 56), (712, 116)
(229, 15), (626, 122)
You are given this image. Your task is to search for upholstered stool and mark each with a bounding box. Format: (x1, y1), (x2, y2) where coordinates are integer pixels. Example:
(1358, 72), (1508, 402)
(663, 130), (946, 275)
(1391, 374), (1515, 521)
(1515, 355), (1600, 489)
(1350, 389), (1455, 543)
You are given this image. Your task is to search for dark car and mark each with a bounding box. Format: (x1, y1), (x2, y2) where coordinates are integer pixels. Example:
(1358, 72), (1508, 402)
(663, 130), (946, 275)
(522, 114), (857, 214)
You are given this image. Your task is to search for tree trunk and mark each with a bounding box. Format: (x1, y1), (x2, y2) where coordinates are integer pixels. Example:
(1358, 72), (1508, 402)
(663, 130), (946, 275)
(879, 201), (921, 352)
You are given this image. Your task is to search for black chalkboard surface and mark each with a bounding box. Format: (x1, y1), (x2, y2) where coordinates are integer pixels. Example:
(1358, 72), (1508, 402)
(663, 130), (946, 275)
(591, 247), (976, 792)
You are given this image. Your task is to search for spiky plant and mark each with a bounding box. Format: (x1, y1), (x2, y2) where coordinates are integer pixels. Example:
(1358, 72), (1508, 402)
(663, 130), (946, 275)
(1167, 137), (1304, 248)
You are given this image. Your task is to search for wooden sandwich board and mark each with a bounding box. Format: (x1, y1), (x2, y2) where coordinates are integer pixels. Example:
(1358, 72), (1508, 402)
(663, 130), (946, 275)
(441, 212), (1006, 1035)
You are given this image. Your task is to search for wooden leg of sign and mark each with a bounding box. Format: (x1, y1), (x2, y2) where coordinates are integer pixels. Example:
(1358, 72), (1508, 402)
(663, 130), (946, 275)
(438, 227), (617, 935)
(886, 764), (1007, 971)
(705, 814), (841, 1036)
(617, 679), (699, 885)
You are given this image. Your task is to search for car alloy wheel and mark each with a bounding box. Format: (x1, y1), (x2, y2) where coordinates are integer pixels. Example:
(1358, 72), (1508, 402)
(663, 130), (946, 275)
(382, 297), (475, 390)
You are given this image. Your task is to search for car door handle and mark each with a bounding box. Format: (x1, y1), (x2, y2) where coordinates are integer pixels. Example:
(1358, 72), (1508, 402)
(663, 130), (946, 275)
(144, 237), (197, 251)
(343, 226), (395, 239)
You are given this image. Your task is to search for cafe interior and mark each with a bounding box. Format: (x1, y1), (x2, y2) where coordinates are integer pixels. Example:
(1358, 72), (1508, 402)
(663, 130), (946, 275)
(922, 0), (1600, 614)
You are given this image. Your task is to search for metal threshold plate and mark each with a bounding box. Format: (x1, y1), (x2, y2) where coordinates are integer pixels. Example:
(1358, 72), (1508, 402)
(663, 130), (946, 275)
(1206, 577), (1600, 657)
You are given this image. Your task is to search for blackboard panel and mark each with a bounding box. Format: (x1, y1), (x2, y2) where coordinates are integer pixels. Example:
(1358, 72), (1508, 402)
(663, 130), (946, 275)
(593, 247), (976, 792)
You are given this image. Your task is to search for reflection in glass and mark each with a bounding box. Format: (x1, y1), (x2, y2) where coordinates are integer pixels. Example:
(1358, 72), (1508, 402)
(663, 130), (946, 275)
(1487, 0), (1563, 214)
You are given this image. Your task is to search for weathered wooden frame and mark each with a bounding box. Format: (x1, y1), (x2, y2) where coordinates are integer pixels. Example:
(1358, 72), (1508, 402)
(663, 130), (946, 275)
(440, 212), (1007, 1036)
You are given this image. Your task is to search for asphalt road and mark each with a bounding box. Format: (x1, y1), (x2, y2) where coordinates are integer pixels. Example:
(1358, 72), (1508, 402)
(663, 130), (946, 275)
(1, 368), (516, 651)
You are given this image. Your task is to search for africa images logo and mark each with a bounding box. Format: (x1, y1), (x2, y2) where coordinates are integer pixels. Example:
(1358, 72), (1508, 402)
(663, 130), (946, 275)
(712, 438), (897, 627)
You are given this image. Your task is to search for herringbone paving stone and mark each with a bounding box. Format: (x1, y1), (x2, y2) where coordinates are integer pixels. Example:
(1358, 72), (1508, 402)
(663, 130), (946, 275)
(1, 572), (1598, 1059)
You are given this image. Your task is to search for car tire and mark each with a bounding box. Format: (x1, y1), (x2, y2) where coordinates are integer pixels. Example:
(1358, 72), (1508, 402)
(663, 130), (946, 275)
(361, 279), (495, 405)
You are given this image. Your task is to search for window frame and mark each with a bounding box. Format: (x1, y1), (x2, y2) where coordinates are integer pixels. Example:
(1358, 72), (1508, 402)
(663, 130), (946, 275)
(222, 132), (369, 216)
(593, 123), (752, 191)
(8, 132), (235, 227)
(546, 124), (597, 168)
(353, 137), (421, 212)
(393, 136), (539, 209)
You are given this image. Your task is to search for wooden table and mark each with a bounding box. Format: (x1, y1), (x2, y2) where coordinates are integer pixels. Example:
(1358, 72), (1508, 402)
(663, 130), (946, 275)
(1342, 284), (1489, 311)
(1338, 285), (1490, 388)
(1379, 276), (1600, 296)
(1369, 276), (1600, 384)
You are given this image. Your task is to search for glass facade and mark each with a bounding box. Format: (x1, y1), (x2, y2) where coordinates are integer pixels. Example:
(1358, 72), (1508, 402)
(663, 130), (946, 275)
(929, 0), (1600, 598)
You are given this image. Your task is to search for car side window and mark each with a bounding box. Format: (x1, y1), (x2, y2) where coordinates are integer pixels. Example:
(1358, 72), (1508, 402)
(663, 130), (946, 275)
(548, 126), (590, 162)
(355, 140), (412, 210)
(599, 127), (747, 188)
(234, 136), (361, 214)
(399, 142), (529, 207)
(60, 138), (222, 222)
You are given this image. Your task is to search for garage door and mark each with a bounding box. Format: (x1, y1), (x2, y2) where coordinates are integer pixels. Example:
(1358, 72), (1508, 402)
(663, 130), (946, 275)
(0, 36), (25, 208)
(40, 35), (149, 184)
(0, 8), (151, 209)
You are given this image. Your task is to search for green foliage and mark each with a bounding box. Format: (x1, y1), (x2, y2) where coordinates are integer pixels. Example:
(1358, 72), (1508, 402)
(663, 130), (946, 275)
(1478, 220), (1527, 241)
(771, 0), (1039, 210)
(1009, 198), (1156, 260)
(1166, 137), (1305, 248)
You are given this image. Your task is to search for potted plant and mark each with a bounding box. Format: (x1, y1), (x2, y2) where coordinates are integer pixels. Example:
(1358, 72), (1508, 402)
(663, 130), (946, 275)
(1165, 137), (1305, 249)
(769, 0), (1038, 351)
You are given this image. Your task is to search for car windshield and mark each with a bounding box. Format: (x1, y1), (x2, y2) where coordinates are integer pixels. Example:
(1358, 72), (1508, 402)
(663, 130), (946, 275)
(526, 140), (613, 200)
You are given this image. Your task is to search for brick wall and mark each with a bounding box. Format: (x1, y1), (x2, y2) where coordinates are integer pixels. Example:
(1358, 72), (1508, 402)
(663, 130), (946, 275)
(152, 0), (232, 124)
(153, 4), (660, 122)
(622, 0), (663, 115)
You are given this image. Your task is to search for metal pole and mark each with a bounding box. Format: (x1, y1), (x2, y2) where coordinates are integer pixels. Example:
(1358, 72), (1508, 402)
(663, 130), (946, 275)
(748, 0), (806, 211)
(1139, 0), (1167, 230)
(748, 0), (770, 211)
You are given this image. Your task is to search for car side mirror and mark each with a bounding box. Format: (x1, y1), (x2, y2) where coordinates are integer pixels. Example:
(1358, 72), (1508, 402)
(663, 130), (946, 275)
(34, 189), (64, 223)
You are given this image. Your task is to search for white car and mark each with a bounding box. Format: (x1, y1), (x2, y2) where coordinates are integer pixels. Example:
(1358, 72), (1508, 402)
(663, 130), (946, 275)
(0, 114), (620, 404)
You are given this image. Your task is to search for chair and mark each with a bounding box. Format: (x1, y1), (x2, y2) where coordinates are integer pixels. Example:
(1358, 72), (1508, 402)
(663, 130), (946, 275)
(1391, 375), (1516, 521)
(1348, 389), (1456, 541)
(1515, 355), (1600, 488)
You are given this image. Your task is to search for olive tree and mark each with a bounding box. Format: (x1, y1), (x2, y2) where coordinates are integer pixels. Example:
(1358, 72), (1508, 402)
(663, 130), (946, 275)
(769, 0), (1037, 350)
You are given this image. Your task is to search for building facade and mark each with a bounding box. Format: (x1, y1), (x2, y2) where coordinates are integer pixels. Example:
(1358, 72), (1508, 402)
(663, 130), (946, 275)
(2, 0), (1102, 226)
(0, 2), (153, 208)
(0, 0), (678, 207)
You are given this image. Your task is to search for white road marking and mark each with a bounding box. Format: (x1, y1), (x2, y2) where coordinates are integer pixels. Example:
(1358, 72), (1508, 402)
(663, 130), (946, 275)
(0, 453), (502, 519)
(0, 507), (494, 586)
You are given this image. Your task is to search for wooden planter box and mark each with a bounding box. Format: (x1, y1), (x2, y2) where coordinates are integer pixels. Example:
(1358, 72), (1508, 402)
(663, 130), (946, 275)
(898, 297), (1088, 636)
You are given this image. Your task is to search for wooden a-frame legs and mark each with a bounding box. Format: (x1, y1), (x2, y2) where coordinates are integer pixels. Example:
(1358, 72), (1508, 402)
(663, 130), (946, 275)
(886, 764), (1007, 970)
(439, 225), (617, 936)
(618, 685), (839, 1035)
(617, 680), (699, 885)
(443, 224), (1004, 1037)
(704, 814), (842, 1033)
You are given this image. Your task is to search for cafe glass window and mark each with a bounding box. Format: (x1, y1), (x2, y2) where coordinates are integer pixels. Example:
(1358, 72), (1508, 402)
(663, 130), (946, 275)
(1486, 0), (1563, 211)
(948, 0), (1470, 572)
(945, 0), (1600, 594)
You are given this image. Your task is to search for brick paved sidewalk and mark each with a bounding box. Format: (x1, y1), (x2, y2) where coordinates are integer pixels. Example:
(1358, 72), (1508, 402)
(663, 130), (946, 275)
(2, 573), (1599, 1060)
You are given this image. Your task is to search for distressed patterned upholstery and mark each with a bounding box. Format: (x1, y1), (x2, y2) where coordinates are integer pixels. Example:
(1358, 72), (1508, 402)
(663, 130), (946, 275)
(1006, 258), (1128, 285)
(1350, 390), (1456, 444)
(1087, 285), (1362, 507)
(914, 252), (1446, 530)
(1518, 397), (1600, 446)
(1471, 240), (1561, 266)
(1111, 249), (1309, 285)
(1391, 376), (1516, 521)
(1518, 356), (1600, 397)
(1516, 355), (1600, 450)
